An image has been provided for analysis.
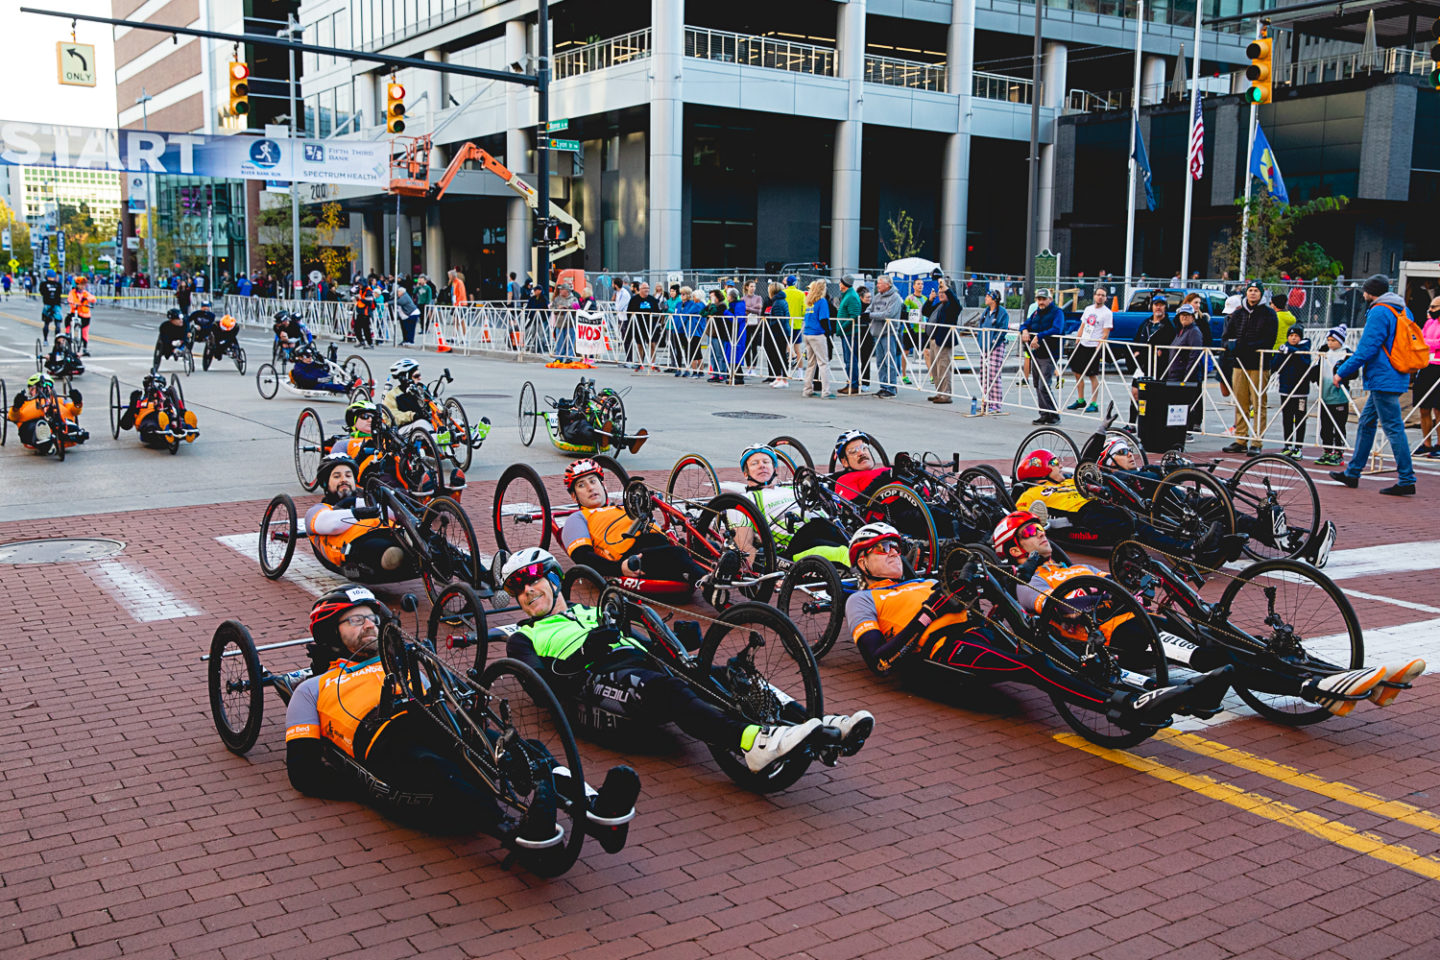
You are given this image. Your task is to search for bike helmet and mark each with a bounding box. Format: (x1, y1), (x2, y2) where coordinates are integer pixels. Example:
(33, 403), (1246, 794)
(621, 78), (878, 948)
(273, 310), (291, 323)
(848, 521), (903, 567)
(219, 315), (237, 331)
(834, 430), (868, 464)
(75, 275), (87, 285)
(1099, 437), (1131, 466)
(166, 307), (183, 320)
(389, 358), (419, 379)
(500, 547), (564, 597)
(992, 510), (1043, 554)
(739, 444), (779, 477)
(316, 453), (360, 491)
(1016, 449), (1061, 482)
(26, 372), (51, 390)
(345, 398), (377, 430)
(199, 298), (211, 308)
(564, 457), (604, 491)
(309, 584), (390, 653)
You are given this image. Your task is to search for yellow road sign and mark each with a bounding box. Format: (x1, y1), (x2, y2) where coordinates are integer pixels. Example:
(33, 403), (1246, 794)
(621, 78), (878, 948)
(57, 42), (97, 87)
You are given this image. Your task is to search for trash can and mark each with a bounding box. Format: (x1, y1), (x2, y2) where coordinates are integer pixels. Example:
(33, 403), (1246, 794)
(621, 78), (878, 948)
(1135, 378), (1201, 453)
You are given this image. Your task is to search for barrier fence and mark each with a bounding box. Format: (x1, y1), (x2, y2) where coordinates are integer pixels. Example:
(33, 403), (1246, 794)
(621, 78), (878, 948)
(101, 292), (1418, 470)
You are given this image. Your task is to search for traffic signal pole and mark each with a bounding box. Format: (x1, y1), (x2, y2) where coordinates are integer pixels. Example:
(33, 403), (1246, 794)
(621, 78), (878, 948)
(1238, 19), (1262, 280)
(536, 0), (550, 297)
(287, 13), (301, 296)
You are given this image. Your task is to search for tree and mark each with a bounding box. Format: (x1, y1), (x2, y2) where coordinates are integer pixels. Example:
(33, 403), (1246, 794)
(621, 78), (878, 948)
(880, 209), (925, 263)
(314, 203), (355, 283)
(0, 199), (32, 270)
(1217, 187), (1349, 282)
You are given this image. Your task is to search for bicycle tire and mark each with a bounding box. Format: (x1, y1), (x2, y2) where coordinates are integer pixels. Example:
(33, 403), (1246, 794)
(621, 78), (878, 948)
(419, 496), (481, 602)
(479, 658), (587, 877)
(767, 435), (813, 475)
(426, 582), (488, 679)
(400, 429), (443, 498)
(255, 363), (279, 399)
(183, 347), (195, 376)
(342, 354), (371, 392)
(518, 381), (538, 446)
(593, 454), (630, 488)
(258, 494), (298, 579)
(1149, 468), (1236, 540)
(293, 408), (324, 491)
(666, 453), (720, 509)
(862, 482), (940, 575)
(442, 397), (473, 472)
(234, 345), (247, 375)
(696, 492), (779, 606)
(777, 555), (846, 660)
(493, 462), (553, 553)
(34, 338), (42, 373)
(0, 379), (8, 445)
(957, 465), (1016, 515)
(107, 375), (122, 439)
(697, 602), (822, 793)
(49, 404), (65, 461)
(202, 340), (214, 371)
(1228, 454), (1320, 561)
(561, 565), (608, 607)
(1216, 558), (1362, 725)
(208, 620), (265, 755)
(1035, 575), (1168, 748)
(1013, 427), (1080, 485)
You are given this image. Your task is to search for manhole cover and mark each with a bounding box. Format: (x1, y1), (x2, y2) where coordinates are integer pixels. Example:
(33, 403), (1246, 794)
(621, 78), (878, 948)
(0, 537), (126, 564)
(712, 411), (785, 420)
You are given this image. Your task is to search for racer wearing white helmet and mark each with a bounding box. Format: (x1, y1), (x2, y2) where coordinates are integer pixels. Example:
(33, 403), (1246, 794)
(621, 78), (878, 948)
(382, 358), (425, 426)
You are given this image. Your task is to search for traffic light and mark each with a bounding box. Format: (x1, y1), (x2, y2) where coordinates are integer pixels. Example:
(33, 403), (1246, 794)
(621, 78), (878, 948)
(228, 61), (250, 119)
(1429, 17), (1440, 90)
(386, 81), (406, 134)
(1245, 34), (1272, 104)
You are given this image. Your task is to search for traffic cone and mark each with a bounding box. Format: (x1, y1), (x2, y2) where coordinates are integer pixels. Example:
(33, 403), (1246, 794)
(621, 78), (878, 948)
(436, 323), (453, 354)
(1111, 295), (1119, 311)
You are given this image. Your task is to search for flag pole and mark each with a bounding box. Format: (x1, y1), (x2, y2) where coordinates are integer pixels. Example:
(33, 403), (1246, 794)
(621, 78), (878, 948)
(1179, 0), (1202, 279)
(1123, 0), (1145, 294)
(1238, 18), (1262, 280)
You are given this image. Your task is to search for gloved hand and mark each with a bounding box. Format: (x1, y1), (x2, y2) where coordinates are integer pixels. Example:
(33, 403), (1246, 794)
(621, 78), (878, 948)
(352, 505), (381, 520)
(583, 625), (621, 661)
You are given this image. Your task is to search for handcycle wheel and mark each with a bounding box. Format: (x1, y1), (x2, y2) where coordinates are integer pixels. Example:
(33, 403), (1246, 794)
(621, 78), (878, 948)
(956, 465), (1016, 521)
(48, 403), (65, 462)
(1227, 454), (1319, 560)
(0, 379), (7, 446)
(183, 344), (195, 376)
(342, 354), (371, 389)
(1035, 575), (1169, 748)
(108, 375), (122, 440)
(171, 377), (185, 409)
(593, 454), (630, 488)
(827, 433), (888, 473)
(418, 496), (481, 602)
(768, 436), (813, 477)
(518, 381), (538, 446)
(597, 389), (626, 453)
(1013, 426), (1079, 485)
(561, 565), (607, 608)
(1149, 468), (1236, 542)
(397, 429), (443, 496)
(698, 602), (822, 793)
(493, 462), (553, 553)
(426, 582), (488, 679)
(35, 338), (43, 373)
(165, 387), (185, 455)
(478, 658), (587, 877)
(777, 555), (846, 661)
(255, 363), (279, 399)
(208, 621), (265, 755)
(293, 407), (324, 491)
(1217, 559), (1362, 725)
(258, 494), (298, 579)
(202, 340), (214, 371)
(348, 385), (370, 406)
(442, 397), (473, 472)
(862, 482), (940, 575)
(234, 345), (247, 375)
(666, 453), (720, 509)
(695, 493), (779, 607)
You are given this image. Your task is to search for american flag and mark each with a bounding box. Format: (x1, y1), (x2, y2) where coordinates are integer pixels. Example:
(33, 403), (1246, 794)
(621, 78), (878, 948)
(1188, 95), (1205, 180)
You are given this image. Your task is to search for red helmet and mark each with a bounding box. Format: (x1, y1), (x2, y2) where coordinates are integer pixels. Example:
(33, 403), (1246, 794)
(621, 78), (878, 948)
(992, 511), (1043, 553)
(1017, 449), (1060, 481)
(1099, 437), (1131, 465)
(309, 585), (389, 650)
(848, 522), (903, 567)
(565, 457), (604, 490)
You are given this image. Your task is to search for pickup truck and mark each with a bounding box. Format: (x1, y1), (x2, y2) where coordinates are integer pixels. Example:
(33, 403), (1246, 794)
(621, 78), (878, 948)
(1060, 287), (1230, 375)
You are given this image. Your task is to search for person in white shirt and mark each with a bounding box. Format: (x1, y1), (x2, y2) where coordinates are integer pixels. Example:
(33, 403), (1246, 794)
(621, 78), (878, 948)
(1066, 286), (1113, 413)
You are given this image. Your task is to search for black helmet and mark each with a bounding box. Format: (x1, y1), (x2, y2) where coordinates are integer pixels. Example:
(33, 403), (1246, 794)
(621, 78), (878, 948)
(166, 307), (183, 320)
(274, 310), (291, 323)
(316, 453), (360, 492)
(309, 584), (390, 656)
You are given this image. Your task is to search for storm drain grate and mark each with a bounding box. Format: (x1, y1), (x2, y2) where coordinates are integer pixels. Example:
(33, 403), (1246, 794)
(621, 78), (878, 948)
(712, 411), (785, 420)
(0, 538), (126, 564)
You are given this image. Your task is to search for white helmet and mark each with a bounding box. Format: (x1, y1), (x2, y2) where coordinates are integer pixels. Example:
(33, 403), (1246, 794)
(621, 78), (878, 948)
(848, 522), (903, 567)
(500, 547), (564, 597)
(389, 357), (419, 378)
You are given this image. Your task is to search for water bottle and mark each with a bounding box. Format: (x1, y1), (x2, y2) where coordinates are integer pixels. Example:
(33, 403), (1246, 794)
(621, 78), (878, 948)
(970, 395), (979, 416)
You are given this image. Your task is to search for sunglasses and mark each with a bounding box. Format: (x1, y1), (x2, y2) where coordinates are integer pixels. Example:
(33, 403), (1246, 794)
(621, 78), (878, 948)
(1017, 523), (1044, 540)
(504, 563), (548, 595)
(866, 541), (902, 557)
(340, 613), (380, 627)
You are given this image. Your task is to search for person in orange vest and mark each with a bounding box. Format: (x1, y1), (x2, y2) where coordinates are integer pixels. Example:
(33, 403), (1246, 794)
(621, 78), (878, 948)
(8, 372), (87, 453)
(67, 276), (97, 355)
(352, 282), (377, 348)
(448, 267), (467, 307)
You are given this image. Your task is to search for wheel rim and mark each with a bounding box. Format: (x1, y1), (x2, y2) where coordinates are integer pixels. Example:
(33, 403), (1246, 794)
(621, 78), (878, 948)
(1229, 456), (1319, 560)
(428, 585), (484, 678)
(259, 500), (294, 576)
(493, 467), (550, 553)
(1014, 428), (1078, 484)
(667, 455), (719, 510)
(214, 638), (256, 741)
(1150, 470), (1234, 540)
(519, 383), (537, 446)
(704, 610), (817, 726)
(423, 500), (479, 587)
(294, 410), (323, 490)
(779, 559), (844, 659)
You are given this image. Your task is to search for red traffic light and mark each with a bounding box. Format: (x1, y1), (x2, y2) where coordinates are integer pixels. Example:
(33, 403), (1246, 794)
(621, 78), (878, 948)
(230, 62), (249, 81)
(388, 82), (405, 100)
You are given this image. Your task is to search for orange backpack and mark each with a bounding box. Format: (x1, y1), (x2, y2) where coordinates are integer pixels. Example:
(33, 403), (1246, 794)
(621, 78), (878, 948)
(1379, 303), (1431, 375)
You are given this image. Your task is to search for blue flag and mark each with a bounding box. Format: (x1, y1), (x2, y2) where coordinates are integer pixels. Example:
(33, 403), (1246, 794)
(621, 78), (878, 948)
(1249, 122), (1289, 203)
(1132, 116), (1156, 212)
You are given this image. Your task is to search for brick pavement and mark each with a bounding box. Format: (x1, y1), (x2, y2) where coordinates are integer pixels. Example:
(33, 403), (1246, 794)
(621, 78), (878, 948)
(3, 452), (1439, 959)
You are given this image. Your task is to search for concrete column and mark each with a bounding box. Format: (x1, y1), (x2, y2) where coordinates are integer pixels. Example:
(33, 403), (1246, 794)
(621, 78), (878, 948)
(831, 0), (865, 276)
(504, 21), (533, 285)
(361, 211), (382, 275)
(649, 0), (683, 274)
(1141, 53), (1166, 105)
(355, 72), (379, 129)
(941, 0), (975, 276)
(422, 49), (445, 118)
(1036, 40), (1068, 254)
(420, 49), (447, 285)
(395, 213), (412, 275)
(425, 145), (447, 281)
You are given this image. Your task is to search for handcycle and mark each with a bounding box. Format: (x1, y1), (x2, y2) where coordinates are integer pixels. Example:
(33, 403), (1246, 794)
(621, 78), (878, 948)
(492, 462), (777, 605)
(2, 376), (88, 461)
(36, 334), (84, 389)
(1108, 539), (1397, 725)
(109, 372), (198, 454)
(455, 574), (841, 793)
(292, 404), (463, 503)
(153, 329), (196, 377)
(259, 477), (492, 603)
(200, 322), (248, 374)
(517, 377), (635, 457)
(203, 588), (622, 877)
(256, 342), (373, 402)
(390, 368), (485, 472)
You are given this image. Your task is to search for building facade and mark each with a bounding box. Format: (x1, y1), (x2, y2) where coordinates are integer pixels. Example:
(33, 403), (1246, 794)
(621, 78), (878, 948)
(13, 166), (124, 228)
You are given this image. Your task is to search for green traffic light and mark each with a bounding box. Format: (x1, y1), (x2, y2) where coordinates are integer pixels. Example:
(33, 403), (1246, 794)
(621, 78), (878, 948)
(1431, 68), (1440, 89)
(1246, 87), (1263, 103)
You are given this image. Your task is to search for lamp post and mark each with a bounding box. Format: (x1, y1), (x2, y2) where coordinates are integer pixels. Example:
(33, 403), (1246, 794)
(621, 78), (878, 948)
(137, 87), (155, 279)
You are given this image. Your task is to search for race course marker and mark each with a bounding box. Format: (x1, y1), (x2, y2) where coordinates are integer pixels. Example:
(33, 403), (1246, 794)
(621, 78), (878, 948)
(88, 559), (201, 622)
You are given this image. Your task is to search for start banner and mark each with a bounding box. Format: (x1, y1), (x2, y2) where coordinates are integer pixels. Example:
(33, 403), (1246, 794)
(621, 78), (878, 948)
(0, 121), (390, 186)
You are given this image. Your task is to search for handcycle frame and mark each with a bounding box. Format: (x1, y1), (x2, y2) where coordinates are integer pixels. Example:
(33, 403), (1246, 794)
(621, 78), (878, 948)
(36, 335), (84, 385)
(200, 325), (248, 374)
(256, 342), (374, 402)
(517, 378), (633, 457)
(395, 369), (484, 471)
(3, 377), (85, 460)
(108, 372), (197, 453)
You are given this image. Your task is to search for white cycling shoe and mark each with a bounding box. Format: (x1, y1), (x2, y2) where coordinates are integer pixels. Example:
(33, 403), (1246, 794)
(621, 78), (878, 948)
(821, 711), (875, 756)
(743, 718), (824, 772)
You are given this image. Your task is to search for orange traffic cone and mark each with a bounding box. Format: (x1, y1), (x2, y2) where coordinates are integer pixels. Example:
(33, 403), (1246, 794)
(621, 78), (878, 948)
(436, 323), (453, 354)
(1111, 295), (1120, 311)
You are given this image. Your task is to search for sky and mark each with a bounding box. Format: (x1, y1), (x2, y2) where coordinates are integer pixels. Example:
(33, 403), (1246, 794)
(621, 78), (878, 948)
(0, 0), (119, 128)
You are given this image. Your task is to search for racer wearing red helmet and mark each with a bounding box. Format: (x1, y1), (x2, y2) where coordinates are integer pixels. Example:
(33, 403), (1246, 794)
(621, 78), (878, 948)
(558, 458), (704, 589)
(831, 431), (984, 543)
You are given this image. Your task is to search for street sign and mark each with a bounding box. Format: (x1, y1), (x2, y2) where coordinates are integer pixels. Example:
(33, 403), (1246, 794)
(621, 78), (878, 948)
(41, 236), (50, 259)
(544, 138), (580, 152)
(545, 119), (569, 132)
(1, 228), (9, 251)
(8, 259), (18, 272)
(308, 270), (322, 284)
(57, 42), (97, 87)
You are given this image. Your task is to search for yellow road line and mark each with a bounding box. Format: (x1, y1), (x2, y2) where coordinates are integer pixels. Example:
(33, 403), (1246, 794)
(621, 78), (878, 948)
(0, 308), (152, 350)
(1154, 729), (1440, 836)
(1054, 733), (1440, 883)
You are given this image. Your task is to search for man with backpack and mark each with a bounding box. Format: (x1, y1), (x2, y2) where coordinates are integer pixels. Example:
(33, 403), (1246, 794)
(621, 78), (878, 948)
(1329, 274), (1427, 496)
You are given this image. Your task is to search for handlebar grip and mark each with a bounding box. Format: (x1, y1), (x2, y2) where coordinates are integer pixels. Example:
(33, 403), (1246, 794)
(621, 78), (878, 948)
(624, 514), (648, 538)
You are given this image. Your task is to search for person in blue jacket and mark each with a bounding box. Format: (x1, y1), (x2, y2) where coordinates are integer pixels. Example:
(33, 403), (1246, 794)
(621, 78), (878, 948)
(1329, 274), (1417, 496)
(1020, 288), (1064, 424)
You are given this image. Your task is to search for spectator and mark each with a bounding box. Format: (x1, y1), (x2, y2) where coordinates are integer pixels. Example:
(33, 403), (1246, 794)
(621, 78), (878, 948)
(1313, 325), (1354, 466)
(1272, 293), (1298, 351)
(742, 280), (764, 377)
(629, 281), (664, 371)
(176, 275), (192, 315)
(868, 276), (903, 398)
(1222, 281), (1279, 454)
(1274, 323), (1312, 456)
(903, 280), (927, 387)
(802, 279), (835, 399)
(703, 290), (729, 383)
(1414, 295), (1440, 456)
(765, 281), (791, 389)
(1067, 286), (1113, 414)
(836, 275), (865, 395)
(612, 277), (633, 368)
(921, 281), (959, 404)
(525, 283), (551, 356)
(550, 284), (576, 360)
(448, 268), (468, 307)
(1020, 288), (1064, 424)
(1328, 275), (1417, 494)
(783, 275), (806, 372)
(1180, 291), (1213, 348)
(1129, 295), (1176, 424)
(395, 283), (421, 346)
(507, 271), (521, 302)
(979, 289), (1010, 413)
(236, 274), (253, 297)
(680, 287), (707, 378)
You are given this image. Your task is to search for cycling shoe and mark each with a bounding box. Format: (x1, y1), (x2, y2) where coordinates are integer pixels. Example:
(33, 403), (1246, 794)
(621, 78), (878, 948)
(821, 711), (875, 757)
(1126, 665), (1234, 720)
